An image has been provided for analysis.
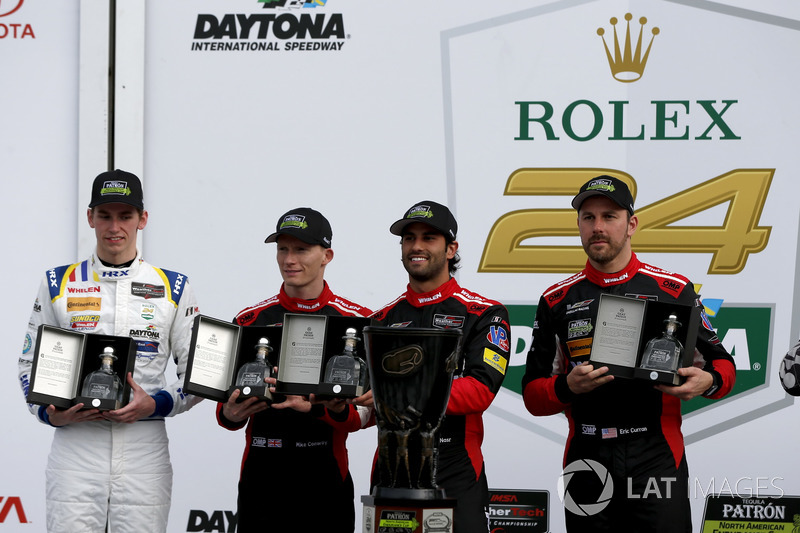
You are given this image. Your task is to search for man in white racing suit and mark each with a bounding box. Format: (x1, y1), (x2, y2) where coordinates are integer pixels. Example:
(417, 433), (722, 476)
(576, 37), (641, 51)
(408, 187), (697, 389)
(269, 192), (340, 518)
(17, 169), (202, 533)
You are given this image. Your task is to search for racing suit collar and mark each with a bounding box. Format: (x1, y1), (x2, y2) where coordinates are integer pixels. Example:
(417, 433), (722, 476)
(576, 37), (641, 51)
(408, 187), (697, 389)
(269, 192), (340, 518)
(90, 249), (143, 279)
(278, 280), (334, 313)
(405, 277), (459, 307)
(583, 252), (641, 287)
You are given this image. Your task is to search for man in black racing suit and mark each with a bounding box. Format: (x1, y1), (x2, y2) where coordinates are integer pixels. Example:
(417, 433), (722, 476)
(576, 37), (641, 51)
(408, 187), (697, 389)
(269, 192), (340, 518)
(216, 208), (371, 533)
(521, 176), (736, 533)
(370, 200), (511, 533)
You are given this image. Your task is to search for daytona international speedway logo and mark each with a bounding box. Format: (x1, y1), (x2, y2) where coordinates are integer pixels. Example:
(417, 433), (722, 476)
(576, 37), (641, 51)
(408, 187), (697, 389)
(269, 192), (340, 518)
(191, 0), (347, 53)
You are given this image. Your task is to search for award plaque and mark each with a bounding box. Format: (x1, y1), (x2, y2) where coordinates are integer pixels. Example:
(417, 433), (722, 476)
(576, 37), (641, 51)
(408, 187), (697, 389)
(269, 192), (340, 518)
(590, 294), (700, 384)
(27, 326), (86, 409)
(363, 326), (463, 501)
(590, 294), (647, 378)
(27, 325), (136, 411)
(184, 315), (281, 402)
(274, 314), (328, 396)
(185, 314), (371, 400)
(274, 314), (372, 397)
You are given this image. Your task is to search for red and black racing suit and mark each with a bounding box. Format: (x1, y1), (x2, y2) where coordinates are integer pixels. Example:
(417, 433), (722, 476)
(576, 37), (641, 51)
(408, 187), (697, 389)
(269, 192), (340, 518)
(371, 277), (511, 533)
(216, 282), (371, 533)
(522, 253), (735, 532)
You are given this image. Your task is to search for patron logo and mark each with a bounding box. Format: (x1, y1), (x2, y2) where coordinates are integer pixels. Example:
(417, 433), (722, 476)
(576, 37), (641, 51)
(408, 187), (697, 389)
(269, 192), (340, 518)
(132, 282), (165, 299)
(568, 319), (593, 339)
(67, 297), (101, 311)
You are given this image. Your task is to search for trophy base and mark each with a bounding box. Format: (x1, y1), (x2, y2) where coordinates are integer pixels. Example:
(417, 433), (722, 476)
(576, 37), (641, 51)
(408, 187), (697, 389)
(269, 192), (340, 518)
(315, 382), (366, 399)
(227, 385), (273, 403)
(371, 486), (447, 501)
(74, 395), (120, 411)
(633, 366), (684, 385)
(362, 494), (456, 533)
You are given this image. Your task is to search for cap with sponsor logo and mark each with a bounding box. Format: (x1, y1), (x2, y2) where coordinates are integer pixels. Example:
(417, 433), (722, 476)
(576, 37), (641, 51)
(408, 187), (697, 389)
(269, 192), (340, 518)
(571, 175), (634, 215)
(265, 207), (332, 248)
(88, 169), (144, 210)
(390, 200), (458, 241)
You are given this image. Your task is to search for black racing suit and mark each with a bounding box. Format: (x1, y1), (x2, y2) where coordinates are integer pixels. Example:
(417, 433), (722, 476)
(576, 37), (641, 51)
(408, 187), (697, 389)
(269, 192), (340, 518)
(522, 253), (736, 533)
(216, 282), (371, 533)
(371, 277), (511, 533)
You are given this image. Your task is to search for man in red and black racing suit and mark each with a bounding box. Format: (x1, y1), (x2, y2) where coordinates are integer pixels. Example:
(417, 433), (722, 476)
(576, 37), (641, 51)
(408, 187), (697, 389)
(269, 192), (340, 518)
(216, 208), (371, 533)
(370, 200), (511, 533)
(522, 175), (736, 533)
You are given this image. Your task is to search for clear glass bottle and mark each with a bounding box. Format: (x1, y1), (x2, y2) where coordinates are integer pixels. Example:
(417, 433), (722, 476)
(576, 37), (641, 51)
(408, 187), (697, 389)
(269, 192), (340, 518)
(323, 328), (368, 389)
(81, 346), (123, 401)
(640, 314), (683, 372)
(236, 338), (272, 389)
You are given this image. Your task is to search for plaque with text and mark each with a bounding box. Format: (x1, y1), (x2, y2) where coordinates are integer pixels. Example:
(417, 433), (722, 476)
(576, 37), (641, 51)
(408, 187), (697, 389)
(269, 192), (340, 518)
(185, 313), (371, 400)
(590, 294), (646, 377)
(275, 314), (328, 396)
(27, 326), (86, 409)
(184, 315), (242, 402)
(184, 315), (282, 402)
(590, 294), (700, 383)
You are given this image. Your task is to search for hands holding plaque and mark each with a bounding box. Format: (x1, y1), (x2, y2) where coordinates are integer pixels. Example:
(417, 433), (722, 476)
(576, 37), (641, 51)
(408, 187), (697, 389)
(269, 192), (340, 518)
(184, 314), (371, 403)
(26, 326), (136, 412)
(590, 294), (700, 386)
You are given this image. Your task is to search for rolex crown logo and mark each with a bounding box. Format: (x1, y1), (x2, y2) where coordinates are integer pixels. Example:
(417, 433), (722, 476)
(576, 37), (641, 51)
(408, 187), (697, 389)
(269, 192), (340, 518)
(597, 13), (660, 83)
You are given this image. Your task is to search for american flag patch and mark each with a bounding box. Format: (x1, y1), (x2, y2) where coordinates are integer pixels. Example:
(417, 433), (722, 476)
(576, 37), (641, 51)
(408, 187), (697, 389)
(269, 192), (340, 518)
(268, 439), (282, 448)
(602, 428), (617, 439)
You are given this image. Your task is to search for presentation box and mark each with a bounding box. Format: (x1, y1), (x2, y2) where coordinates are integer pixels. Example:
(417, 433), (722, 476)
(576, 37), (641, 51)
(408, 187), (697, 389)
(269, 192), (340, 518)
(184, 315), (281, 403)
(275, 313), (372, 398)
(184, 314), (371, 402)
(26, 325), (136, 411)
(589, 293), (700, 385)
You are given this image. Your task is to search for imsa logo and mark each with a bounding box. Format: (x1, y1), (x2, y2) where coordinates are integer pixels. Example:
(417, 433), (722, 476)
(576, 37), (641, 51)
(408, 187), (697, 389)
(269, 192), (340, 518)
(0, 497), (28, 524)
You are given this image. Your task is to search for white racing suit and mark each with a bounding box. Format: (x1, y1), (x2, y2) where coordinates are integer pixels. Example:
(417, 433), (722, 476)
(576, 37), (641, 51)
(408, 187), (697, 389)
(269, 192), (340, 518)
(18, 252), (202, 533)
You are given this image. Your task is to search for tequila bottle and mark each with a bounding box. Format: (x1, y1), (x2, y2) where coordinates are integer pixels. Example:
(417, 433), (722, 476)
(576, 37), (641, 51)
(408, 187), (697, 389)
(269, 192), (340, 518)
(236, 338), (273, 389)
(640, 314), (683, 372)
(323, 328), (368, 389)
(81, 346), (123, 401)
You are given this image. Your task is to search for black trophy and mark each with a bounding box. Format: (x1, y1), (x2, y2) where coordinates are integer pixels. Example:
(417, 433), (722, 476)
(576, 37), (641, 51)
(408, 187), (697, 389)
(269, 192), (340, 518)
(362, 326), (463, 500)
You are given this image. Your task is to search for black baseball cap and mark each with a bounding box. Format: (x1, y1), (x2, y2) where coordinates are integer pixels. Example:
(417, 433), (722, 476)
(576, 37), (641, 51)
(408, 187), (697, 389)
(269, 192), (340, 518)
(265, 207), (332, 248)
(88, 169), (144, 210)
(389, 200), (458, 241)
(571, 175), (634, 215)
